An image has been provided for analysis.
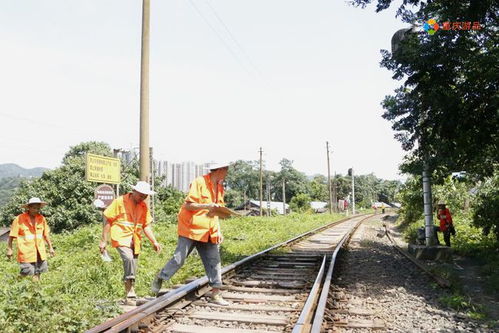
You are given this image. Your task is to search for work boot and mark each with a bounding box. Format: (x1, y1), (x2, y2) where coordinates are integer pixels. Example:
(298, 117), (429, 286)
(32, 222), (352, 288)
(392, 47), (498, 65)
(125, 280), (137, 299)
(210, 291), (229, 306)
(151, 275), (163, 295)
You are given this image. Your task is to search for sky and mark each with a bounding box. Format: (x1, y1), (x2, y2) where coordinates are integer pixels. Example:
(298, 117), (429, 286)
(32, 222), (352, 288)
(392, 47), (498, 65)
(0, 0), (410, 180)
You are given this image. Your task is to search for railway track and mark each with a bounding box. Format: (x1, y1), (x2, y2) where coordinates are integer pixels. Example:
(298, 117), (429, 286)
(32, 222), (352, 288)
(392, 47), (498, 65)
(87, 214), (372, 333)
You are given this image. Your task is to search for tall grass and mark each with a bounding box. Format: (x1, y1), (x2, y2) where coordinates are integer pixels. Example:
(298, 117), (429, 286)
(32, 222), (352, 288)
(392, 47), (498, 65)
(0, 213), (343, 332)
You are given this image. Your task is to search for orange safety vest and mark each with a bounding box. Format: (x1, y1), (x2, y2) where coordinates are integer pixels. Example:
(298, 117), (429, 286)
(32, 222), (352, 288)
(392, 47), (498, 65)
(438, 208), (453, 232)
(9, 213), (49, 263)
(103, 193), (152, 254)
(177, 175), (224, 243)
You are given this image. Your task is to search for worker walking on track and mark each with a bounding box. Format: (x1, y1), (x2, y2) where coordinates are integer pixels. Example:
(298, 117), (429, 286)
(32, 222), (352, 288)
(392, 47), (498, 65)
(99, 181), (162, 304)
(151, 162), (230, 306)
(437, 201), (455, 247)
(6, 197), (55, 282)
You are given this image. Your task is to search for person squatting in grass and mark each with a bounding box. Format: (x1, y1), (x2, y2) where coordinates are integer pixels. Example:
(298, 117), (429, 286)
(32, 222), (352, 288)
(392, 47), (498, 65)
(151, 162), (231, 306)
(99, 181), (162, 304)
(6, 197), (55, 282)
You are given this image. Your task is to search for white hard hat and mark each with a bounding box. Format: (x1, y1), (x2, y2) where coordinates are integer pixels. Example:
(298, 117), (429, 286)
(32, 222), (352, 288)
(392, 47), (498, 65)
(131, 181), (156, 195)
(209, 162), (231, 171)
(22, 197), (47, 208)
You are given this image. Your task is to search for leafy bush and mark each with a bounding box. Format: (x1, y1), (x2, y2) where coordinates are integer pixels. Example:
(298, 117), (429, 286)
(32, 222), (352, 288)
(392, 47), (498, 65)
(395, 176), (423, 224)
(472, 170), (499, 238)
(289, 193), (312, 213)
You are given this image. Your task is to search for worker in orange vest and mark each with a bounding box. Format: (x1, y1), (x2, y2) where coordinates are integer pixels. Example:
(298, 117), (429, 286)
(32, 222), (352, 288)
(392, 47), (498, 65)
(6, 197), (55, 282)
(99, 181), (162, 303)
(151, 162), (230, 306)
(437, 201), (455, 247)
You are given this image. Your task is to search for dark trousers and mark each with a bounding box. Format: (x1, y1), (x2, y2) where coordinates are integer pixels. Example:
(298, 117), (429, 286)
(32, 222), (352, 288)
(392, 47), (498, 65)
(443, 230), (451, 247)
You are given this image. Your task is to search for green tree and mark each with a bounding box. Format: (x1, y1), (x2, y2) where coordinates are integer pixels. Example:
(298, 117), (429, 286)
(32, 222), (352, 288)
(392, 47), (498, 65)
(472, 170), (499, 238)
(154, 184), (184, 222)
(0, 142), (138, 232)
(377, 179), (402, 203)
(225, 160), (260, 201)
(289, 193), (312, 213)
(395, 176), (424, 224)
(352, 0), (498, 181)
(223, 189), (244, 209)
(309, 175), (329, 202)
(272, 159), (310, 203)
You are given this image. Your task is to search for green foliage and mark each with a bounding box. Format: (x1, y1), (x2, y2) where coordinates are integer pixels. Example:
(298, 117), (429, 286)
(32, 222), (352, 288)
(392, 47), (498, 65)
(272, 159), (310, 203)
(153, 185), (184, 223)
(309, 175), (328, 201)
(396, 176), (423, 224)
(472, 170), (499, 238)
(352, 0), (499, 181)
(0, 142), (137, 232)
(0, 213), (343, 332)
(223, 188), (244, 209)
(0, 177), (23, 207)
(289, 193), (312, 213)
(225, 160), (260, 200)
(438, 294), (483, 315)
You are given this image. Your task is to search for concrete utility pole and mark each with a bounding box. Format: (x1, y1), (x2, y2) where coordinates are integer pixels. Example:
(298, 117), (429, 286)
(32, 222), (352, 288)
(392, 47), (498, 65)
(282, 178), (286, 215)
(326, 141), (333, 214)
(332, 172), (337, 213)
(422, 162), (435, 246)
(266, 173), (271, 217)
(139, 0), (151, 183)
(259, 147), (263, 216)
(351, 168), (355, 215)
(150, 147), (155, 220)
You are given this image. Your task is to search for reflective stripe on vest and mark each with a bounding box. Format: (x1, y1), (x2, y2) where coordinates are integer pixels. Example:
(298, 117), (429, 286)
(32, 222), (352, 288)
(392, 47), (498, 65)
(18, 234), (43, 240)
(116, 221), (142, 228)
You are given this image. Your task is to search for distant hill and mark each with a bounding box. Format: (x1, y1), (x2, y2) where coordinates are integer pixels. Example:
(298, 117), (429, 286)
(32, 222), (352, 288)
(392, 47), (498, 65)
(0, 163), (48, 179)
(0, 164), (48, 206)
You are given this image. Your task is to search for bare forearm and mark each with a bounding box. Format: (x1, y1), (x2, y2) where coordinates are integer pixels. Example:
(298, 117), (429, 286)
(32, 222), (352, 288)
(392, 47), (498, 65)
(143, 226), (158, 245)
(101, 223), (111, 242)
(184, 202), (218, 211)
(7, 237), (14, 250)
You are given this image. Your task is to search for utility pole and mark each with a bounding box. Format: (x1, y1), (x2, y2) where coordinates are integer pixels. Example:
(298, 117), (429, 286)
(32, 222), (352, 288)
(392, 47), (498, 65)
(259, 147), (263, 216)
(139, 0), (151, 186)
(351, 167), (355, 215)
(332, 172), (337, 213)
(113, 149), (121, 197)
(422, 162), (435, 246)
(282, 178), (286, 215)
(326, 141), (333, 214)
(266, 173), (271, 216)
(150, 147), (155, 220)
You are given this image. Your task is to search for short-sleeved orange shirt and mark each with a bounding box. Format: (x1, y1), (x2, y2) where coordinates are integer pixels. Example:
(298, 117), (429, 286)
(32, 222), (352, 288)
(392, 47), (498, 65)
(9, 213), (50, 263)
(177, 175), (225, 243)
(103, 193), (152, 254)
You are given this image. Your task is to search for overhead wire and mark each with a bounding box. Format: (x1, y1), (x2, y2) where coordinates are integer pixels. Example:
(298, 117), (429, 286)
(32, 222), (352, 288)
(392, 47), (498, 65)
(186, 0), (253, 76)
(204, 0), (263, 78)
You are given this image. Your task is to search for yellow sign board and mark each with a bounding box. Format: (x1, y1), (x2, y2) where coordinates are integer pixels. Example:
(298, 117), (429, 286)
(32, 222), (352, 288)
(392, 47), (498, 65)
(86, 153), (121, 184)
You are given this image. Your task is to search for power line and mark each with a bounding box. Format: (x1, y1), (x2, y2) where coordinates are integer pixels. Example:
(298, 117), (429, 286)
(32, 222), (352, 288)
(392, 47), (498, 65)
(205, 0), (263, 78)
(186, 0), (252, 75)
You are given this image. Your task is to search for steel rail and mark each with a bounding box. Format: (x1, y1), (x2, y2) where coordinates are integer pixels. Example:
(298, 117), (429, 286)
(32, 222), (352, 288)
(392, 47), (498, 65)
(291, 255), (326, 333)
(310, 214), (373, 333)
(86, 215), (362, 333)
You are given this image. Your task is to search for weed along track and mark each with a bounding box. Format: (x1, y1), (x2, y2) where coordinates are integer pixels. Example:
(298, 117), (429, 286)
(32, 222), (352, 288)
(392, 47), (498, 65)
(86, 215), (371, 333)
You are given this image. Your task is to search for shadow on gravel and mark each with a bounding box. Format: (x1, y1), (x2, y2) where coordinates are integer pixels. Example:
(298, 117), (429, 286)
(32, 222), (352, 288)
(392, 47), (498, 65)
(332, 241), (486, 326)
